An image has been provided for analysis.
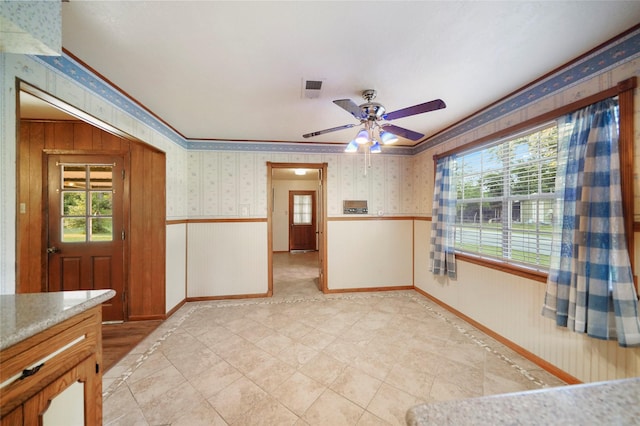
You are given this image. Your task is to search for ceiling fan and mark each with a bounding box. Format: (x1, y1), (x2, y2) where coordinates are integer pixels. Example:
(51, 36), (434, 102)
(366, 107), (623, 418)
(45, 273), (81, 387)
(302, 89), (446, 152)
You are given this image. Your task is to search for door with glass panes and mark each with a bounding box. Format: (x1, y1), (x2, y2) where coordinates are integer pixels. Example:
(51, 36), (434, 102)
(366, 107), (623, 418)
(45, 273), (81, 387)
(289, 190), (316, 251)
(47, 154), (125, 321)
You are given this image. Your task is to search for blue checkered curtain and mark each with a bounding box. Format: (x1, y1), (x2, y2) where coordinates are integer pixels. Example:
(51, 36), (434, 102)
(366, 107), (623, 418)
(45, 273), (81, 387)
(542, 98), (640, 347)
(430, 155), (457, 279)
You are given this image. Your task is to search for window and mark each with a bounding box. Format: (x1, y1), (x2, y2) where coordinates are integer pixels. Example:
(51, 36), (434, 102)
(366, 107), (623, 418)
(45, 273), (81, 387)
(293, 194), (313, 225)
(61, 163), (114, 242)
(454, 124), (558, 270)
(432, 78), (635, 282)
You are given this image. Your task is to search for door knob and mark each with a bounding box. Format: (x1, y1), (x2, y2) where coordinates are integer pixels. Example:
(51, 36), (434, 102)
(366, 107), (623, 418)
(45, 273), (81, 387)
(46, 246), (60, 254)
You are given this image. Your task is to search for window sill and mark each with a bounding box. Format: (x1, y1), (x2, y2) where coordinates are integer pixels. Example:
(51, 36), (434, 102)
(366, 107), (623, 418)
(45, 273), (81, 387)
(455, 252), (548, 283)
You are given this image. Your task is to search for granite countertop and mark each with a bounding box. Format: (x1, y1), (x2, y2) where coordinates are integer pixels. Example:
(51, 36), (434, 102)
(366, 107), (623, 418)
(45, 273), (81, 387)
(0, 290), (115, 351)
(406, 377), (640, 425)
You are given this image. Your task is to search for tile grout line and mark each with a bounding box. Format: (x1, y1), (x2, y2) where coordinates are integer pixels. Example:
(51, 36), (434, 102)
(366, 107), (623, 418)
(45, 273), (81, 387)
(103, 304), (200, 399)
(406, 294), (549, 388)
(103, 291), (550, 400)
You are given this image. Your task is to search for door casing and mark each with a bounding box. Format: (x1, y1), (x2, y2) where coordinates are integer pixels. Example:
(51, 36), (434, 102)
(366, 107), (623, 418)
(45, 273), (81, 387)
(16, 81), (167, 322)
(267, 162), (328, 295)
(46, 153), (126, 321)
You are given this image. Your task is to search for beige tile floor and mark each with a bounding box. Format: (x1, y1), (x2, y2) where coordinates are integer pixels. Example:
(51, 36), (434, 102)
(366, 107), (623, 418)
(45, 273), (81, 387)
(103, 252), (566, 425)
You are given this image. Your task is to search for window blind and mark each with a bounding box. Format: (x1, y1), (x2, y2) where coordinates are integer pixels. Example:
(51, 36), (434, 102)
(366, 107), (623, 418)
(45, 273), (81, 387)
(454, 123), (558, 270)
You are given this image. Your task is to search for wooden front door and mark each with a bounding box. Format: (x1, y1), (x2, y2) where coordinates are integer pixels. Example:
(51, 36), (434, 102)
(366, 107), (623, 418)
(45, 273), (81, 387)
(289, 191), (316, 251)
(46, 154), (125, 321)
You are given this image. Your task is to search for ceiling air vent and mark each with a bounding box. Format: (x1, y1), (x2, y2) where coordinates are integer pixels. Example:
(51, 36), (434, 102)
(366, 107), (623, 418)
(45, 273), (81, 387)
(302, 79), (324, 99)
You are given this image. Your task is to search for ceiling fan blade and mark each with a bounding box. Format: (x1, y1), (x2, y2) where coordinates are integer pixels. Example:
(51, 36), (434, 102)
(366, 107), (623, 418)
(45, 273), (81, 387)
(333, 99), (363, 120)
(303, 123), (357, 138)
(381, 124), (424, 141)
(384, 99), (446, 121)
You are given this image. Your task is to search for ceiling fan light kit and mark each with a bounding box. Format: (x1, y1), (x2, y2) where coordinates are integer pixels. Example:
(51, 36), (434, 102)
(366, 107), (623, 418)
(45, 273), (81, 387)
(345, 139), (359, 153)
(379, 130), (399, 145)
(355, 128), (370, 144)
(303, 89), (446, 155)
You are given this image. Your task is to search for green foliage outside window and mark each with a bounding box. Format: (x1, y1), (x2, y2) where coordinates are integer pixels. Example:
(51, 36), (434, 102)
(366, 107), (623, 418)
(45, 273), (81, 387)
(452, 124), (558, 269)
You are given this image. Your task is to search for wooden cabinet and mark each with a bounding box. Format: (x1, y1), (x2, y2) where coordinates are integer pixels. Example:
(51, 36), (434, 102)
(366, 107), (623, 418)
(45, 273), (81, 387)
(0, 305), (103, 425)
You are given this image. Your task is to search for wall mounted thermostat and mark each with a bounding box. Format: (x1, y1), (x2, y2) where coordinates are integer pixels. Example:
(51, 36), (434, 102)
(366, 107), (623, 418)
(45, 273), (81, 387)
(343, 200), (368, 214)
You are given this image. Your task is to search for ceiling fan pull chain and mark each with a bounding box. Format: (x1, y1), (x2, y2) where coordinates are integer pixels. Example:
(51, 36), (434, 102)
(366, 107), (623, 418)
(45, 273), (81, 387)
(363, 151), (368, 177)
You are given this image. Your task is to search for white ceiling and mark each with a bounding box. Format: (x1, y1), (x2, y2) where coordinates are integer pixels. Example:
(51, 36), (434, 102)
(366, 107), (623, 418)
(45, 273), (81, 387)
(49, 1), (640, 148)
(271, 168), (319, 181)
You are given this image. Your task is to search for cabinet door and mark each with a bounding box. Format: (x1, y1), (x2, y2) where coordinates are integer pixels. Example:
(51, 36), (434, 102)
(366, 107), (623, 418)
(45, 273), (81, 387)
(22, 356), (100, 425)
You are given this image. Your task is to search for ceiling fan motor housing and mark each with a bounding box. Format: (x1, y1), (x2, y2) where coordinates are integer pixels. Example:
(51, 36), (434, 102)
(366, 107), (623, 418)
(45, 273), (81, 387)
(361, 102), (386, 121)
(302, 86), (445, 141)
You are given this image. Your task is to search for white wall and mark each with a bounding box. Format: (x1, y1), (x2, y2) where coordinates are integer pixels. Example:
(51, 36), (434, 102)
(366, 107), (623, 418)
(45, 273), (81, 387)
(413, 219), (432, 286)
(166, 223), (187, 313)
(414, 252), (640, 382)
(328, 219), (413, 290)
(187, 222), (268, 297)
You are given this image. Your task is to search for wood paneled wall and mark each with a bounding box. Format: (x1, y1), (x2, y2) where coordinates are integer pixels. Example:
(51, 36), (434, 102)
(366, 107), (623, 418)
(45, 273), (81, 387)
(128, 142), (166, 320)
(17, 121), (45, 293)
(17, 120), (166, 320)
(17, 121), (129, 293)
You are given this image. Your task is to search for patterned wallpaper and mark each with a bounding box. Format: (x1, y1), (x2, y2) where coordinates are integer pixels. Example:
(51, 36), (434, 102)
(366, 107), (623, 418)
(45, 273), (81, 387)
(416, 28), (640, 154)
(0, 0), (61, 55)
(5, 41), (640, 221)
(416, 56), (640, 219)
(25, 27), (640, 220)
(186, 150), (415, 218)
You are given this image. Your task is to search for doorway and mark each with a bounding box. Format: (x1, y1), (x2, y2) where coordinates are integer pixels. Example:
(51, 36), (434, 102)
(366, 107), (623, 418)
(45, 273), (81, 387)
(289, 190), (316, 251)
(267, 162), (327, 296)
(17, 81), (167, 321)
(46, 154), (126, 321)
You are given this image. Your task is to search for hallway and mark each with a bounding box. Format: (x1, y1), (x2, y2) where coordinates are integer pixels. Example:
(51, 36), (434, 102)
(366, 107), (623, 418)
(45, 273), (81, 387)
(273, 251), (321, 298)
